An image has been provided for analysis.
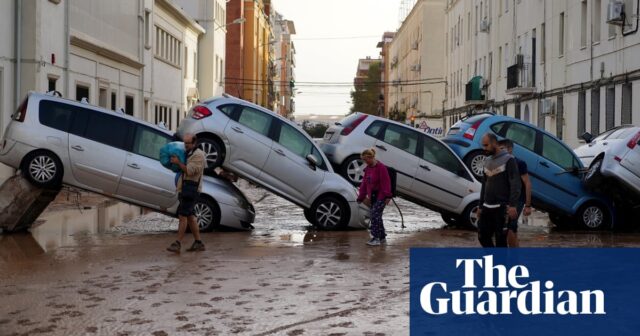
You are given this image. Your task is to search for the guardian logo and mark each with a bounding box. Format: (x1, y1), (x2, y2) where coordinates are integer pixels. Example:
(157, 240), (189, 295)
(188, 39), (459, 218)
(420, 255), (606, 316)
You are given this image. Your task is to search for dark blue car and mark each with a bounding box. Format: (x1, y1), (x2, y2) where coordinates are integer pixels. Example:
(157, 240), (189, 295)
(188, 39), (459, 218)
(443, 113), (615, 229)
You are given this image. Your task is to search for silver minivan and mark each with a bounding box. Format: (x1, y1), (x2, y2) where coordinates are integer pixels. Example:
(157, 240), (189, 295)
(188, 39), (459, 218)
(320, 113), (481, 227)
(175, 95), (369, 230)
(0, 92), (255, 231)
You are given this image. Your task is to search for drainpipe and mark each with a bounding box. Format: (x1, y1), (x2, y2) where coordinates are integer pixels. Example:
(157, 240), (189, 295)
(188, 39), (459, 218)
(138, 0), (144, 120)
(14, 0), (22, 110)
(64, 0), (70, 97)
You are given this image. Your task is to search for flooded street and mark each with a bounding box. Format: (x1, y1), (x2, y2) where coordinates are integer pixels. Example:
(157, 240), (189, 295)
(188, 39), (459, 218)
(2, 183), (640, 335)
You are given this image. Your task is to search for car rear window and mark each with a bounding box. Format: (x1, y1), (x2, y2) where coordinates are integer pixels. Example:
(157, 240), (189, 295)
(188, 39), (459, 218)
(39, 100), (73, 132)
(337, 113), (363, 127)
(462, 114), (491, 125)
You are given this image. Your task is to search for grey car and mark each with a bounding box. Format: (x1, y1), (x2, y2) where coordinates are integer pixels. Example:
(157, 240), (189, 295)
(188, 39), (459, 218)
(319, 112), (482, 227)
(175, 95), (369, 230)
(0, 92), (255, 231)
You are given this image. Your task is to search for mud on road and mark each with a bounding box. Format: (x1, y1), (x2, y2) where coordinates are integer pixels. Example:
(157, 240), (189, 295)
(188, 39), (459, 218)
(2, 183), (640, 335)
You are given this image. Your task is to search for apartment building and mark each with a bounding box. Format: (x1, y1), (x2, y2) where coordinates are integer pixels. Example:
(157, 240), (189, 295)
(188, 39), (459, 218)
(272, 11), (296, 117)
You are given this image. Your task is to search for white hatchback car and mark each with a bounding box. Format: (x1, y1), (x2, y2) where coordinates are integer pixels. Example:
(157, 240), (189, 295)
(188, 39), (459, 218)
(0, 92), (255, 231)
(576, 125), (640, 197)
(320, 113), (482, 227)
(175, 95), (369, 230)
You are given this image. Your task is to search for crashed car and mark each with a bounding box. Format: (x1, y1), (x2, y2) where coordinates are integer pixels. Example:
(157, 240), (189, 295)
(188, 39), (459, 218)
(0, 92), (255, 231)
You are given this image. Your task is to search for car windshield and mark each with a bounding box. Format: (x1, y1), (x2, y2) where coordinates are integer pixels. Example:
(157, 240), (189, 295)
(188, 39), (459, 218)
(337, 113), (362, 127)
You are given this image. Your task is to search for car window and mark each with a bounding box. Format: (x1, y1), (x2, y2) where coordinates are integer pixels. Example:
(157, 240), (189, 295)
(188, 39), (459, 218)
(490, 122), (507, 136)
(608, 127), (636, 140)
(217, 104), (236, 117)
(382, 124), (418, 155)
(311, 146), (327, 171)
(337, 113), (362, 127)
(39, 101), (73, 132)
(505, 123), (536, 151)
(237, 107), (272, 136)
(542, 134), (576, 169)
(133, 125), (172, 160)
(422, 135), (466, 175)
(84, 112), (132, 149)
(365, 121), (385, 138)
(277, 122), (313, 158)
(593, 128), (617, 141)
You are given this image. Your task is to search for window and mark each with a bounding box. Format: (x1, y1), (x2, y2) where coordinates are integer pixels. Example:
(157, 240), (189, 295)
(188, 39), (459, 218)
(364, 121), (384, 138)
(606, 87), (615, 130)
(99, 88), (108, 108)
(217, 104), (236, 117)
(238, 107), (272, 136)
(608, 127), (637, 140)
(578, 91), (586, 137)
(76, 85), (89, 102)
(559, 12), (565, 57)
(85, 112), (131, 149)
(193, 52), (198, 79)
(541, 23), (546, 63)
(505, 123), (536, 151)
(542, 135), (575, 170)
(622, 83), (632, 125)
(154, 26), (182, 67)
(39, 101), (72, 132)
(276, 122), (313, 159)
(421, 135), (465, 175)
(556, 96), (564, 140)
(581, 1), (587, 47)
(144, 10), (151, 49)
(111, 92), (117, 111)
(133, 126), (171, 160)
(382, 124), (418, 155)
(47, 77), (57, 92)
(490, 122), (508, 135)
(154, 104), (171, 127)
(593, 0), (602, 42)
(498, 47), (502, 77)
(591, 88), (601, 134)
(125, 95), (134, 116)
(488, 52), (493, 80)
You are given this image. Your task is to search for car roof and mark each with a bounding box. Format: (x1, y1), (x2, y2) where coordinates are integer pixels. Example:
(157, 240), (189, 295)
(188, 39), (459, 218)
(366, 114), (444, 141)
(29, 91), (174, 136)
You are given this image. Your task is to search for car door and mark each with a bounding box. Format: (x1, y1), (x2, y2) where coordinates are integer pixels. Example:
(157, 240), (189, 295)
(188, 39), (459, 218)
(534, 133), (583, 212)
(414, 134), (474, 211)
(116, 124), (177, 209)
(223, 105), (273, 179)
(500, 122), (540, 199)
(261, 120), (326, 206)
(373, 123), (420, 198)
(68, 109), (130, 195)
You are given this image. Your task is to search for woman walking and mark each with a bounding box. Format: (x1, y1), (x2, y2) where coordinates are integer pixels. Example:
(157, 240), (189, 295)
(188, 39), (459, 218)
(357, 148), (392, 246)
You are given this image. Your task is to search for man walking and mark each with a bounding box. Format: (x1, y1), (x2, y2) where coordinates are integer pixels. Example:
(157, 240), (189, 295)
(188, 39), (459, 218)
(167, 133), (206, 253)
(476, 133), (521, 247)
(498, 139), (532, 247)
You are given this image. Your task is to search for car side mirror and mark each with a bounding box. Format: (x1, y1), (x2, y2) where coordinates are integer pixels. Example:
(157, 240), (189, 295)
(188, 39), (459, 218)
(581, 132), (593, 144)
(306, 154), (319, 168)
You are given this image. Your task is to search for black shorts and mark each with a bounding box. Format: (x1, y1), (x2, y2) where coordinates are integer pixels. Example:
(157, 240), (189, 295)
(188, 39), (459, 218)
(177, 192), (197, 217)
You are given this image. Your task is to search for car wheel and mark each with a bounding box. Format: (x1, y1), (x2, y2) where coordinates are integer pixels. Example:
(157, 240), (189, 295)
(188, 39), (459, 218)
(340, 155), (366, 186)
(198, 138), (224, 168)
(193, 197), (221, 232)
(460, 201), (480, 228)
(584, 157), (604, 188)
(548, 213), (571, 227)
(22, 150), (63, 189)
(303, 208), (314, 224)
(576, 203), (609, 230)
(441, 213), (458, 226)
(310, 196), (349, 230)
(465, 151), (487, 180)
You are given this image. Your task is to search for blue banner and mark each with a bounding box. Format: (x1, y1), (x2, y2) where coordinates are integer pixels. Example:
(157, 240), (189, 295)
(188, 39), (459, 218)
(410, 248), (640, 335)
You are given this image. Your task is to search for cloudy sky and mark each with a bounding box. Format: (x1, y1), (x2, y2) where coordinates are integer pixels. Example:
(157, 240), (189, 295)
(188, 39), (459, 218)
(272, 0), (400, 116)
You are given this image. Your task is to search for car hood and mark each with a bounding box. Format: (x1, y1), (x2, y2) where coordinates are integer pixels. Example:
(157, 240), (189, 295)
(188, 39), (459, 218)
(201, 175), (252, 209)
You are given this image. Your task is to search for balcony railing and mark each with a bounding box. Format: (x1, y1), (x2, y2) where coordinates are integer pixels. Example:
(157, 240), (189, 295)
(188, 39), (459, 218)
(506, 63), (535, 95)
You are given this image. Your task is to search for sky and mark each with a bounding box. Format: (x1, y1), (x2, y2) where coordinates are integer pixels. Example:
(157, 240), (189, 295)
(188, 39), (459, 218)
(272, 0), (400, 117)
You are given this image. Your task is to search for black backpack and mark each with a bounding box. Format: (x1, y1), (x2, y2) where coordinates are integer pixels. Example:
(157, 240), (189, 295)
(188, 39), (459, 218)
(386, 166), (398, 198)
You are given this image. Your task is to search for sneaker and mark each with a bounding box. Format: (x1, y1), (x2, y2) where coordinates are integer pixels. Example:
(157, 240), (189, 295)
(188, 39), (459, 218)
(167, 241), (181, 253)
(186, 240), (205, 252)
(366, 238), (381, 246)
(380, 238), (387, 245)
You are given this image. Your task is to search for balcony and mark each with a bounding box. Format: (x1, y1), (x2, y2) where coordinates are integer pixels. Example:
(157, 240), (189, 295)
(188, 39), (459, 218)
(465, 76), (487, 106)
(506, 63), (536, 95)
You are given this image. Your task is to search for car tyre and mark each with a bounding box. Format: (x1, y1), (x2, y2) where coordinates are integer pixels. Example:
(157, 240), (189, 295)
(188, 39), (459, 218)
(584, 157), (604, 188)
(193, 196), (221, 232)
(198, 137), (224, 168)
(548, 213), (571, 228)
(22, 150), (63, 189)
(464, 151), (487, 180)
(310, 196), (349, 230)
(340, 155), (366, 186)
(303, 208), (314, 224)
(460, 201), (480, 228)
(576, 202), (609, 230)
(441, 213), (458, 226)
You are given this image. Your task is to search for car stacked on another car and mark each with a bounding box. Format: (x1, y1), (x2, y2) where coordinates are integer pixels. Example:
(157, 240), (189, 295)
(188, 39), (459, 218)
(175, 94), (369, 230)
(319, 112), (482, 227)
(0, 91), (255, 232)
(575, 125), (640, 203)
(443, 113), (616, 229)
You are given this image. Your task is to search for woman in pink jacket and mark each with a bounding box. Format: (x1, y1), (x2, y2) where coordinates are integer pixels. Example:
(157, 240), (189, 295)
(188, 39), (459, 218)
(357, 148), (392, 246)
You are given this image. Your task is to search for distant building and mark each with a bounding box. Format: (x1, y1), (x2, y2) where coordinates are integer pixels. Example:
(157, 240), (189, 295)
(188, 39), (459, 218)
(354, 56), (380, 89)
(377, 32), (396, 118)
(272, 11), (296, 117)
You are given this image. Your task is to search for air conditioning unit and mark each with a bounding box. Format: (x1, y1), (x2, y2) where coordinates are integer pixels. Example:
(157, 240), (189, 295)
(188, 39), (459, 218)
(410, 64), (421, 72)
(541, 98), (556, 116)
(607, 1), (625, 25)
(411, 41), (419, 50)
(479, 19), (490, 32)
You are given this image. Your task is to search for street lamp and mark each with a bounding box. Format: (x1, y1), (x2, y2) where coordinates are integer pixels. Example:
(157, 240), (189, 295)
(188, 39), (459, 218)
(213, 17), (245, 31)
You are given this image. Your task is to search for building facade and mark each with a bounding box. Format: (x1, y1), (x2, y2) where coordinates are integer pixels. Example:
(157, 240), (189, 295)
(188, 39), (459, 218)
(444, 0), (640, 149)
(388, 0), (446, 134)
(272, 12), (296, 117)
(377, 32), (396, 118)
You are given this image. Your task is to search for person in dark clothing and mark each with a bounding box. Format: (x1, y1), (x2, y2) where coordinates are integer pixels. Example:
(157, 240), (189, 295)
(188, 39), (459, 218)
(499, 139), (532, 248)
(475, 133), (521, 248)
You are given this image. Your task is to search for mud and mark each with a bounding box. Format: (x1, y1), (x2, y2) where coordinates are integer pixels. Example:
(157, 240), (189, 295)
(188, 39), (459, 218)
(2, 182), (640, 335)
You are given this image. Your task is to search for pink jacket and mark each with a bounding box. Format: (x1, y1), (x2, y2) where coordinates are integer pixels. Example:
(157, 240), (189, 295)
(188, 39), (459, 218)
(357, 161), (392, 202)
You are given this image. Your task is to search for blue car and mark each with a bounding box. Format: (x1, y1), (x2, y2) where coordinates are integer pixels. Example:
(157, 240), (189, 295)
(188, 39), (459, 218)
(443, 113), (615, 229)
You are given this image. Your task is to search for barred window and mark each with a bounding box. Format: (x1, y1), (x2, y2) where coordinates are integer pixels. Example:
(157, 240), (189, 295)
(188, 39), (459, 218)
(154, 26), (182, 67)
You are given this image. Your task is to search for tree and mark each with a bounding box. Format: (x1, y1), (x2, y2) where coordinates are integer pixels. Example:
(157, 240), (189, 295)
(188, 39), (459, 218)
(350, 62), (382, 115)
(301, 122), (329, 139)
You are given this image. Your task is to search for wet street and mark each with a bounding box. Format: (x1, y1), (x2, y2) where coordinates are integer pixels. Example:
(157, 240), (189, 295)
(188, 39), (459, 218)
(2, 182), (640, 335)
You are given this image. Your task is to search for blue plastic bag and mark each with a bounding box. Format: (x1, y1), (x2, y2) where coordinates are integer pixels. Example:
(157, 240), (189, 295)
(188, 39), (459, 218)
(159, 141), (186, 173)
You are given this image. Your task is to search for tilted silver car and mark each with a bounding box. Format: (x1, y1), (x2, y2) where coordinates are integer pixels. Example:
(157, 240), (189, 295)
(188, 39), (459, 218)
(319, 112), (482, 227)
(0, 92), (255, 231)
(576, 125), (640, 197)
(175, 95), (369, 230)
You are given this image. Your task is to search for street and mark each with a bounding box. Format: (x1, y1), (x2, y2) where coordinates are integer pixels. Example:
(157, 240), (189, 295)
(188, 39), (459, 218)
(2, 182), (640, 336)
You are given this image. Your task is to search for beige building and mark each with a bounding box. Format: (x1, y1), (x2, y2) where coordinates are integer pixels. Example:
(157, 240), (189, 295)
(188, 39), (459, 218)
(272, 11), (296, 117)
(388, 0), (446, 135)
